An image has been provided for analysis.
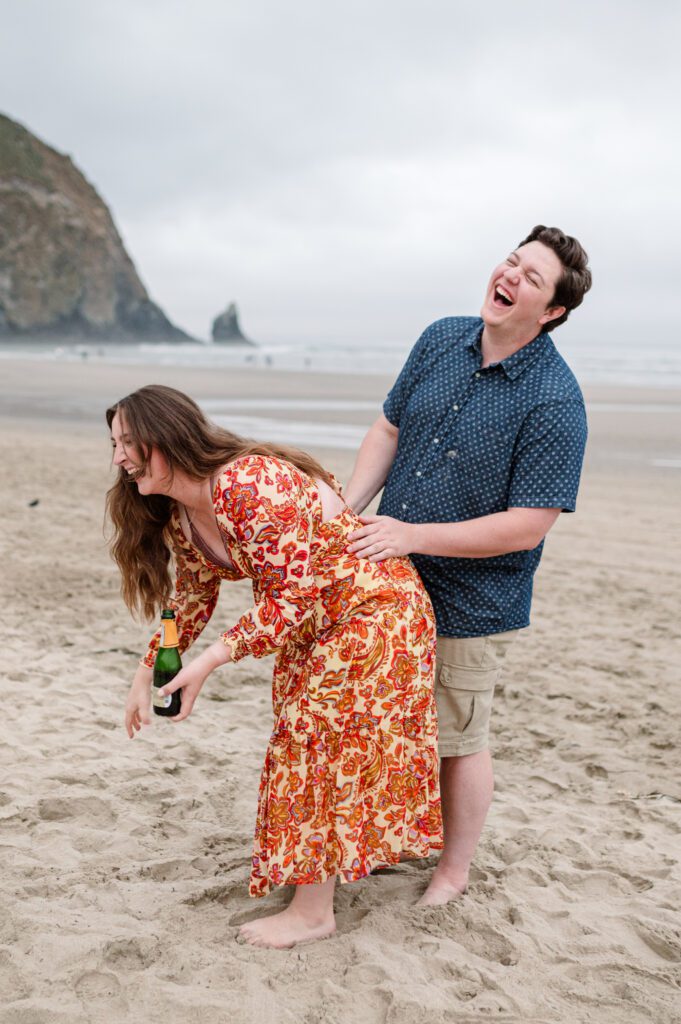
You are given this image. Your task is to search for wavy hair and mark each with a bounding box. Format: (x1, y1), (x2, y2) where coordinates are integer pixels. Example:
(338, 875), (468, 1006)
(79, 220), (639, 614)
(105, 384), (333, 621)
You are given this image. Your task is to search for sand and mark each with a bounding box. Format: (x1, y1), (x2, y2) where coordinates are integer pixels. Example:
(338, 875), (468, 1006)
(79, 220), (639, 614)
(1, 359), (680, 1024)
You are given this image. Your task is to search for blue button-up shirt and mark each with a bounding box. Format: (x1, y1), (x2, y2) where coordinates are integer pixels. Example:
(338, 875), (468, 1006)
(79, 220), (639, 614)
(379, 316), (587, 638)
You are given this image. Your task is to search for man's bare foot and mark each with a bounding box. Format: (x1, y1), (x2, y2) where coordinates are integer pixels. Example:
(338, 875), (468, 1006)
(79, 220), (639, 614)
(416, 864), (468, 906)
(238, 904), (336, 949)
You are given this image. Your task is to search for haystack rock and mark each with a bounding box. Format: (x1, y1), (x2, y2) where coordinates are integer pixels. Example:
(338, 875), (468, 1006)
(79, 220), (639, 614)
(211, 302), (254, 344)
(0, 113), (192, 341)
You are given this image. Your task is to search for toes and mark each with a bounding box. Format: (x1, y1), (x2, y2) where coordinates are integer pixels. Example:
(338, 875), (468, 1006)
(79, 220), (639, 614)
(238, 924), (267, 948)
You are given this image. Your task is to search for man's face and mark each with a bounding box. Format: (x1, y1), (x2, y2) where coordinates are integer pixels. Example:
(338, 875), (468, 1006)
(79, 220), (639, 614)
(481, 240), (566, 337)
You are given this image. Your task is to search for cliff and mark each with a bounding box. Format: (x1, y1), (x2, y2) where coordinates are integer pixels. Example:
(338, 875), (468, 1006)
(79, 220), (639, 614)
(0, 113), (192, 341)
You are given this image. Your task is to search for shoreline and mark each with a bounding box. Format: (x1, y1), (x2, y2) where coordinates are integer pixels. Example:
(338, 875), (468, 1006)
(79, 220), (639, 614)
(1, 359), (680, 475)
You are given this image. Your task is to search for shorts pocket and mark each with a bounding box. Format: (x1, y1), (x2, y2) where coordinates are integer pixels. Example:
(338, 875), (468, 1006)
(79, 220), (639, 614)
(438, 662), (496, 692)
(435, 671), (494, 739)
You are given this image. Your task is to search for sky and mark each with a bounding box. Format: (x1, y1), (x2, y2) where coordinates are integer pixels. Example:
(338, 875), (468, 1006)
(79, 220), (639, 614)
(0, 0), (679, 346)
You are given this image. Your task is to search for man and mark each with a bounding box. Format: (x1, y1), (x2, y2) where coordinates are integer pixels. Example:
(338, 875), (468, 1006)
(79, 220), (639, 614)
(345, 225), (591, 905)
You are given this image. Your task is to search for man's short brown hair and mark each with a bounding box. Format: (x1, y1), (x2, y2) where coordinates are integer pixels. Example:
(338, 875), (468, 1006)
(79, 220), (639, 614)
(519, 225), (592, 331)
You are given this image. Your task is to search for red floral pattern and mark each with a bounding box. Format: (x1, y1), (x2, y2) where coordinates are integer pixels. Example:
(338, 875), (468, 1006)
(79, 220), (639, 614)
(144, 455), (442, 896)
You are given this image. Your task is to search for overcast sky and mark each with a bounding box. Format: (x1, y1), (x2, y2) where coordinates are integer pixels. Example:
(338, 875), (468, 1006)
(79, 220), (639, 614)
(1, 1), (678, 346)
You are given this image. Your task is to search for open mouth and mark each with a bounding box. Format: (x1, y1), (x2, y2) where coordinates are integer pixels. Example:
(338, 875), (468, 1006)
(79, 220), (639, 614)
(493, 284), (514, 308)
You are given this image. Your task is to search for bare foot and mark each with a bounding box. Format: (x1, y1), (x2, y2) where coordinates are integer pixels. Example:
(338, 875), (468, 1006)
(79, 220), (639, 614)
(238, 905), (336, 949)
(416, 864), (468, 906)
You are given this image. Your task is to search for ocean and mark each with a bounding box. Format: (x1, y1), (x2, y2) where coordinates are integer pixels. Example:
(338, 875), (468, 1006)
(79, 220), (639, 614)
(1, 334), (679, 387)
(1, 336), (680, 455)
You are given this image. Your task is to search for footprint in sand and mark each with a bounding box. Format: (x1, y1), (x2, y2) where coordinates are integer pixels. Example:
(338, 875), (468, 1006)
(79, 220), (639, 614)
(102, 937), (155, 971)
(136, 857), (204, 882)
(0, 904), (18, 944)
(37, 795), (116, 827)
(343, 962), (388, 986)
(74, 970), (128, 1015)
(0, 948), (32, 1001)
(50, 773), (106, 790)
(184, 879), (247, 910)
(634, 920), (681, 962)
(429, 914), (519, 967)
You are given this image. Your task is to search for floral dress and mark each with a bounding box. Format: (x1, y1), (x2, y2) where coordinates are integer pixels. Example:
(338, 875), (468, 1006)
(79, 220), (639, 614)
(143, 454), (443, 896)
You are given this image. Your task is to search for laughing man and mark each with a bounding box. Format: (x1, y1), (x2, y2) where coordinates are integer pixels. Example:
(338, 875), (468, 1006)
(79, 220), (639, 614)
(345, 225), (592, 905)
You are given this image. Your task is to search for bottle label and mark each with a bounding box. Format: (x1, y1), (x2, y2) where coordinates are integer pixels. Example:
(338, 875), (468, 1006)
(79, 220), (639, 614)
(153, 687), (172, 710)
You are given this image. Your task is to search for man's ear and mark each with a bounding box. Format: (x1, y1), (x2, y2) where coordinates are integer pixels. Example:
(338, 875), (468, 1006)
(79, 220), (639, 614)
(539, 304), (566, 327)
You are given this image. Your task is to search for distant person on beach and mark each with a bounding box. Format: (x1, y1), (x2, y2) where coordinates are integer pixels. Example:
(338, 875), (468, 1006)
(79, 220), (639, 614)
(345, 225), (592, 905)
(106, 385), (442, 949)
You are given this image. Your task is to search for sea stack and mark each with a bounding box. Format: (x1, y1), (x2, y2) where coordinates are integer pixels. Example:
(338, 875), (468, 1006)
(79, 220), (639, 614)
(0, 113), (192, 341)
(211, 302), (254, 344)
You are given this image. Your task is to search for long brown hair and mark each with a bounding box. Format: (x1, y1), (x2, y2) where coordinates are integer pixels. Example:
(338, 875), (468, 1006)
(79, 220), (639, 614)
(105, 384), (333, 622)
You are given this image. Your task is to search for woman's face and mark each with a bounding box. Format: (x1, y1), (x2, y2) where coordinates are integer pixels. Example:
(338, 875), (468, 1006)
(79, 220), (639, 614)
(110, 410), (171, 495)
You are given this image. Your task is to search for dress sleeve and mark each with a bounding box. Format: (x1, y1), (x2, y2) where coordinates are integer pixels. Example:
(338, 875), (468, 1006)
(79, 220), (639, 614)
(216, 457), (320, 662)
(141, 518), (221, 668)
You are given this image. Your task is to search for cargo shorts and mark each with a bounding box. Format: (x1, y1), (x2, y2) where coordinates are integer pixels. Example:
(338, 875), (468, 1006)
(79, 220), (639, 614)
(435, 631), (519, 757)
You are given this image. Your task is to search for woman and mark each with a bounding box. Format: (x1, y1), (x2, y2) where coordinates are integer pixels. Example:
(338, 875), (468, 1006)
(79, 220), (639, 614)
(107, 385), (441, 948)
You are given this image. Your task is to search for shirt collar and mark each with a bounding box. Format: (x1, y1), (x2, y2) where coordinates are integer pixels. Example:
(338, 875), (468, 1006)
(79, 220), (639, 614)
(465, 323), (553, 380)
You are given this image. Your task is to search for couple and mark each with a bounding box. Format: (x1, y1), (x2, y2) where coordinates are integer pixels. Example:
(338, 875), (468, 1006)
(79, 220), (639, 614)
(108, 225), (591, 949)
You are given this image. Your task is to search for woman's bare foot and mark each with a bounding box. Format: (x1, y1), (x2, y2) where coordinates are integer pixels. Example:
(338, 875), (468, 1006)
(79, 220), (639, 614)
(416, 864), (468, 906)
(239, 904), (336, 948)
(239, 876), (336, 949)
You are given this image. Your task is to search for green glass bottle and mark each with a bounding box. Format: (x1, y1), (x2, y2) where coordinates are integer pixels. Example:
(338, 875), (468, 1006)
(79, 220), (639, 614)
(152, 610), (182, 717)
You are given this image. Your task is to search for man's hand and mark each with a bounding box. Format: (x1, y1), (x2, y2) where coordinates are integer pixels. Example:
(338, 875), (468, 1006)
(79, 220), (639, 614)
(347, 507), (562, 563)
(347, 515), (417, 562)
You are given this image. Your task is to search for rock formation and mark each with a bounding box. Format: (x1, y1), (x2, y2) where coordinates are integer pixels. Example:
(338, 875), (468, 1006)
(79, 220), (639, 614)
(0, 113), (192, 341)
(211, 302), (254, 344)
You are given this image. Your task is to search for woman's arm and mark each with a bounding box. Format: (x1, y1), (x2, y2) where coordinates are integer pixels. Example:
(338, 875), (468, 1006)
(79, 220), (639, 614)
(127, 518), (222, 733)
(140, 516), (221, 669)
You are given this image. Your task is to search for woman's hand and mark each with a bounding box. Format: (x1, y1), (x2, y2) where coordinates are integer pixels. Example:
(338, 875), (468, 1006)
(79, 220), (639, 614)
(158, 640), (232, 723)
(125, 665), (153, 739)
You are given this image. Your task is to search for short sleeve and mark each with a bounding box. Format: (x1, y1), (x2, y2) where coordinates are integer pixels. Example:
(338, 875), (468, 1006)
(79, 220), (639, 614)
(216, 457), (320, 661)
(141, 519), (221, 668)
(508, 399), (588, 512)
(383, 322), (438, 428)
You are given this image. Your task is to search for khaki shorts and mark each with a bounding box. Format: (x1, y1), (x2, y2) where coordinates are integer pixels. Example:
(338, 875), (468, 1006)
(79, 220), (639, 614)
(435, 631), (519, 757)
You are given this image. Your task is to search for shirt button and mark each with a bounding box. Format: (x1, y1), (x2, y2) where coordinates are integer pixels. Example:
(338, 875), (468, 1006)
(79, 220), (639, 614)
(475, 372), (481, 379)
(433, 437), (439, 444)
(401, 503), (408, 510)
(446, 449), (458, 459)
(453, 404), (459, 411)
(416, 471), (422, 477)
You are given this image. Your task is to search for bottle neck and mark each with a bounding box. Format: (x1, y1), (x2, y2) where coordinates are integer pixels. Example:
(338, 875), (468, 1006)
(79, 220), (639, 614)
(160, 619), (180, 648)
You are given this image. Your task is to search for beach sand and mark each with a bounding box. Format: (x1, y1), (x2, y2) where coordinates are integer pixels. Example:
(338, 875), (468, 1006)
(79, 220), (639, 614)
(1, 359), (680, 1023)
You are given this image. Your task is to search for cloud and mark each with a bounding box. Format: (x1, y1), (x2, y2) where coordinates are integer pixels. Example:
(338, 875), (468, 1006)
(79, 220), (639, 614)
(1, 0), (679, 342)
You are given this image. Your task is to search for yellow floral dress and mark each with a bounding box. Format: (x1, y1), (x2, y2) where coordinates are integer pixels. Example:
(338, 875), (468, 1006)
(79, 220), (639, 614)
(143, 454), (442, 896)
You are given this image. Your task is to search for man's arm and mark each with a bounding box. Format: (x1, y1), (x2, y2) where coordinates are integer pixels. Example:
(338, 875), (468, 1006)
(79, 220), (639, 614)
(347, 506), (561, 561)
(344, 414), (399, 514)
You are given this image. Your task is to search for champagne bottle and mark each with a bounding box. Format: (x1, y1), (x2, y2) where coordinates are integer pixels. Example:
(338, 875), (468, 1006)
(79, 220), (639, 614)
(153, 609), (182, 717)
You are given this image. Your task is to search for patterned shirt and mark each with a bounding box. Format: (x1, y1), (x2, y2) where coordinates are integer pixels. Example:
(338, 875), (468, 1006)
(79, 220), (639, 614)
(379, 316), (587, 638)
